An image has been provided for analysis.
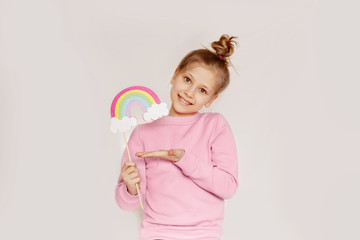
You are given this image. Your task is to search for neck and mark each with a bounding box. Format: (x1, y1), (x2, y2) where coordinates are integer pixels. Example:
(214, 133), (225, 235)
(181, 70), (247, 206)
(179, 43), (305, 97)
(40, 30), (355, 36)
(168, 105), (197, 117)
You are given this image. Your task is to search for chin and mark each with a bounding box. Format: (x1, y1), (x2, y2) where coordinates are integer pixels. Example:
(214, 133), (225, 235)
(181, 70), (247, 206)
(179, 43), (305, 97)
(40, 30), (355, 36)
(172, 106), (197, 116)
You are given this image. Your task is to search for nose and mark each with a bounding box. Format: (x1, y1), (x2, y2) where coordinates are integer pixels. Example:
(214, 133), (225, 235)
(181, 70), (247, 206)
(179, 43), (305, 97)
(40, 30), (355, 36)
(184, 85), (196, 98)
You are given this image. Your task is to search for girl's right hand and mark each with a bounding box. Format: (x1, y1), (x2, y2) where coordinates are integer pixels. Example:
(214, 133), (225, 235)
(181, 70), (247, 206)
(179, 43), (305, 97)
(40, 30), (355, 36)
(120, 161), (141, 195)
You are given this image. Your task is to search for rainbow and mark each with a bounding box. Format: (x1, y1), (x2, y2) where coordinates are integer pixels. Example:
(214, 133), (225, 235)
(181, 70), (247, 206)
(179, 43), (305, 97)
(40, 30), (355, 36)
(110, 86), (161, 120)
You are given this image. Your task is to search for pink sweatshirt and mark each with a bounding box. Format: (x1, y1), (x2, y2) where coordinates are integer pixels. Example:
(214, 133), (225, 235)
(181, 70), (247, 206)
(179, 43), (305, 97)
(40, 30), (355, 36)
(115, 112), (238, 240)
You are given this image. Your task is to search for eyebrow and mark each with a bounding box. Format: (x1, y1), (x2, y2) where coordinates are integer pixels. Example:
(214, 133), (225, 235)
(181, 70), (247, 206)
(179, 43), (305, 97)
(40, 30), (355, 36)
(188, 72), (210, 91)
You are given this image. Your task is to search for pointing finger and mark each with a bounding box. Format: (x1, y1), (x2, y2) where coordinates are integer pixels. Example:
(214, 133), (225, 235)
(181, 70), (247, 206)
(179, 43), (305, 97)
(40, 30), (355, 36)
(136, 150), (169, 158)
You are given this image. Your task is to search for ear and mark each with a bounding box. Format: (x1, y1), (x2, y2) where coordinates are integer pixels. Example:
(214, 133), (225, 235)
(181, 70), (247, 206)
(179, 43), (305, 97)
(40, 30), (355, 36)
(204, 94), (218, 108)
(170, 68), (178, 85)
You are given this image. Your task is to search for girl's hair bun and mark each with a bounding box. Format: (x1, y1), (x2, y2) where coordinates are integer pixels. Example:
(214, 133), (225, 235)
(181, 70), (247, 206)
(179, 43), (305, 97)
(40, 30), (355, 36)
(175, 34), (239, 95)
(211, 34), (238, 59)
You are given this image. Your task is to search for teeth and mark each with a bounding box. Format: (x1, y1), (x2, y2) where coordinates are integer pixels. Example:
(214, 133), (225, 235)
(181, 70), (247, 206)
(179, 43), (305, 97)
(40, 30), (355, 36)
(179, 96), (191, 105)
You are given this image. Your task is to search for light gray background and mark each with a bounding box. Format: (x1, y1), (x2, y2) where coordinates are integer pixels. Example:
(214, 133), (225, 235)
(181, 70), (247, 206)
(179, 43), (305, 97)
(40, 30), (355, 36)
(1, 0), (359, 239)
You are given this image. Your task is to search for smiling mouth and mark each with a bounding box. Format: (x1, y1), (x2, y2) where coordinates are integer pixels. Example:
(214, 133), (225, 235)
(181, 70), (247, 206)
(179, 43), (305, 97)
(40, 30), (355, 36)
(178, 94), (193, 105)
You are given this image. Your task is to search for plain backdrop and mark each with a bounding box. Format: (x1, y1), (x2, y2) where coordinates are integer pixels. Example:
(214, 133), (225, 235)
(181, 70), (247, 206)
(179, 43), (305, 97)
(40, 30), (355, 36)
(1, 0), (359, 239)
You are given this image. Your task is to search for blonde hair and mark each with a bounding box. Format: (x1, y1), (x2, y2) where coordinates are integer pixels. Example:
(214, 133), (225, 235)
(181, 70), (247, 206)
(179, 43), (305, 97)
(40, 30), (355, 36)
(175, 34), (238, 95)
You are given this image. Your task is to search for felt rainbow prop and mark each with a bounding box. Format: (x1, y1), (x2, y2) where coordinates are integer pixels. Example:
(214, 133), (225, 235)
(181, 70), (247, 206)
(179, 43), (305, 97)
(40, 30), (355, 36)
(110, 86), (161, 120)
(110, 86), (168, 209)
(110, 86), (168, 133)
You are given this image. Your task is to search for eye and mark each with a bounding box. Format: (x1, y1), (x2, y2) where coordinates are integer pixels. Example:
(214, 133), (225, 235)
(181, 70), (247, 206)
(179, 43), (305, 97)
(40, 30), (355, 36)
(185, 77), (191, 83)
(200, 88), (206, 94)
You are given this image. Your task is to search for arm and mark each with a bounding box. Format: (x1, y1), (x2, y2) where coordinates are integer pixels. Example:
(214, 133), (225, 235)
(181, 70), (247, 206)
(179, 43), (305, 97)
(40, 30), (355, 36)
(115, 126), (146, 211)
(174, 115), (239, 199)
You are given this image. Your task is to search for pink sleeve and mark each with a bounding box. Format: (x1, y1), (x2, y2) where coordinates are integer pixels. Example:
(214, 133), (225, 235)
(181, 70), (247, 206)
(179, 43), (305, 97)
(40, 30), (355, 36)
(115, 126), (146, 211)
(174, 115), (239, 199)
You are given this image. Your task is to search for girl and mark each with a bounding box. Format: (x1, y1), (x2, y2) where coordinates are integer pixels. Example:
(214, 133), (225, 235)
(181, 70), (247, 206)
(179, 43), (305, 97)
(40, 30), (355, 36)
(115, 34), (239, 240)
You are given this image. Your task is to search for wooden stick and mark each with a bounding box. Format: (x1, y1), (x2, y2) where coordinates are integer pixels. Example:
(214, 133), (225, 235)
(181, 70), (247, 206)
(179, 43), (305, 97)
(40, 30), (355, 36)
(123, 132), (144, 210)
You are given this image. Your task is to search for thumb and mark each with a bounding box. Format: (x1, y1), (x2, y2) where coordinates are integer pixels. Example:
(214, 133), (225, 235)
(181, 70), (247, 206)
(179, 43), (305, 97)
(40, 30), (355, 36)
(168, 149), (175, 156)
(169, 149), (184, 156)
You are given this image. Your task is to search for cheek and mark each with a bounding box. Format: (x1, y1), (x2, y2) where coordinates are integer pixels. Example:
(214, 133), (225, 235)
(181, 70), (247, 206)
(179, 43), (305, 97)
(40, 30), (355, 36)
(170, 86), (177, 97)
(176, 79), (185, 87)
(174, 81), (187, 91)
(193, 95), (206, 104)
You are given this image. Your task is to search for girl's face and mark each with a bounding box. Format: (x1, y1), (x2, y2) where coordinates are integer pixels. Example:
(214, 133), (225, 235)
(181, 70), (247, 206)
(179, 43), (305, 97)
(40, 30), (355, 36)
(169, 62), (219, 117)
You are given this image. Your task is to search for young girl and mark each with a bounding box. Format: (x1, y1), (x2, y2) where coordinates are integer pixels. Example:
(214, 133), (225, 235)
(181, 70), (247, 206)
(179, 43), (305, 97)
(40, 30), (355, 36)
(115, 34), (239, 240)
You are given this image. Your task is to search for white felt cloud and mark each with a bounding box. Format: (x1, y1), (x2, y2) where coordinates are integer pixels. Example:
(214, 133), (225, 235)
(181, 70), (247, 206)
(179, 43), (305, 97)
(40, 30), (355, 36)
(110, 102), (169, 133)
(143, 102), (169, 121)
(110, 116), (137, 133)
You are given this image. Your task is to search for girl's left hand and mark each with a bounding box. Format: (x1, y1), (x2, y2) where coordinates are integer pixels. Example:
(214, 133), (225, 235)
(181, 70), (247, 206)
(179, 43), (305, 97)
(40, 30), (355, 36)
(136, 149), (185, 163)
